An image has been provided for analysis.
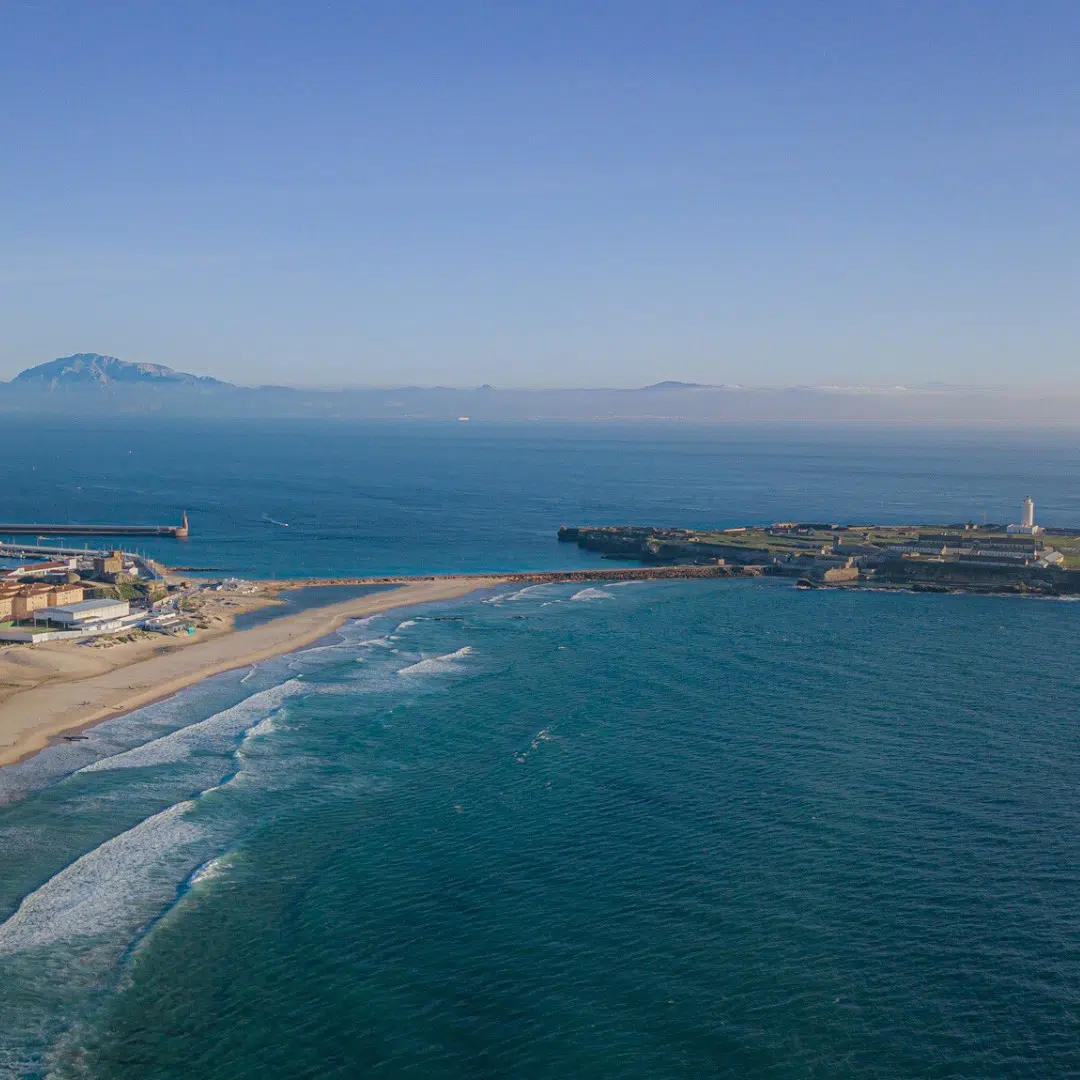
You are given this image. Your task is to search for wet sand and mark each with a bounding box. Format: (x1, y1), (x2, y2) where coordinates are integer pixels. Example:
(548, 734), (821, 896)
(0, 577), (503, 769)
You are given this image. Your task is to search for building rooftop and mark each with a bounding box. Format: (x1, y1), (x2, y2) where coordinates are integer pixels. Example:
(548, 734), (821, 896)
(43, 598), (128, 617)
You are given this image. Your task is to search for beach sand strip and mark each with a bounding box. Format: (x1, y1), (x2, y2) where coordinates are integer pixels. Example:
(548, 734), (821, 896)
(0, 577), (503, 769)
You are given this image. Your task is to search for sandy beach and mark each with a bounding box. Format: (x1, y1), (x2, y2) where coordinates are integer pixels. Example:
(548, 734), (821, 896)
(0, 577), (504, 769)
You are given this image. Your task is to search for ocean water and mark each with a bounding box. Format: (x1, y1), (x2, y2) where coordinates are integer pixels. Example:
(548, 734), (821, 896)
(1, 422), (1078, 1078)
(1, 418), (1079, 577)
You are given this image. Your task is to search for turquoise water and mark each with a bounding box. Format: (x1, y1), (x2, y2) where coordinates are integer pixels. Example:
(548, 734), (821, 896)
(1, 424), (1079, 1077)
(231, 585), (397, 630)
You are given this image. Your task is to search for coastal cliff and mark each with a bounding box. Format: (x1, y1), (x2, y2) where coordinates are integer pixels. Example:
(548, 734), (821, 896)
(557, 526), (772, 564)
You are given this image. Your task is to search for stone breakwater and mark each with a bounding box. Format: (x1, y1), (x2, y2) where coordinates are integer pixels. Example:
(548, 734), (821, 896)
(265, 564), (754, 592)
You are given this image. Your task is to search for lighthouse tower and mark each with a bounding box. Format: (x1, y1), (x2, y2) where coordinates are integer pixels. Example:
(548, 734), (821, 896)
(1008, 496), (1041, 534)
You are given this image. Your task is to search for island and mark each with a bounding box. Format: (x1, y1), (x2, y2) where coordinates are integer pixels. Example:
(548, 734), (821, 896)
(557, 511), (1080, 595)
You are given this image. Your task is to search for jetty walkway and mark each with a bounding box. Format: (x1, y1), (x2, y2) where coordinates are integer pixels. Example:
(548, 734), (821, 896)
(0, 512), (189, 539)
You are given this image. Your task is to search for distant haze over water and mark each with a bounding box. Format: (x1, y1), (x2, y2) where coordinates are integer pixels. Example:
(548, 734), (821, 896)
(2, 354), (1079, 424)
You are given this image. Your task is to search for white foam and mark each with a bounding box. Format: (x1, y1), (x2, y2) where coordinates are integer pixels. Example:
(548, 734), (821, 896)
(290, 616), (379, 658)
(396, 646), (474, 676)
(243, 713), (277, 741)
(484, 583), (557, 605)
(357, 635), (392, 649)
(189, 852), (232, 889)
(569, 587), (614, 602)
(516, 727), (555, 762)
(0, 801), (203, 954)
(78, 679), (303, 774)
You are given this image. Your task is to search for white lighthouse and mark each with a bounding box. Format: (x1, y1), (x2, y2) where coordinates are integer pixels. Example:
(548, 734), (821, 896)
(1008, 496), (1041, 535)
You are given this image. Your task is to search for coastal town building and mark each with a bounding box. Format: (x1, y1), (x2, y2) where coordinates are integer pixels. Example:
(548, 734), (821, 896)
(12, 583), (55, 619)
(0, 582), (87, 622)
(1, 557), (77, 581)
(92, 550), (125, 578)
(46, 583), (85, 607)
(882, 529), (1058, 566)
(34, 598), (130, 627)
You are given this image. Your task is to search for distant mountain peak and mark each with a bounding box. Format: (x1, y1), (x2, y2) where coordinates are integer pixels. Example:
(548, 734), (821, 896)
(11, 353), (232, 390)
(638, 380), (713, 391)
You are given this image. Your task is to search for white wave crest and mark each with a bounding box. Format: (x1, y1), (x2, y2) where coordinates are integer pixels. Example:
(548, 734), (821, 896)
(243, 713), (277, 742)
(357, 635), (391, 649)
(569, 587), (614, 602)
(78, 679), (303, 774)
(396, 646), (474, 676)
(189, 852), (232, 889)
(0, 801), (202, 954)
(483, 583), (556, 605)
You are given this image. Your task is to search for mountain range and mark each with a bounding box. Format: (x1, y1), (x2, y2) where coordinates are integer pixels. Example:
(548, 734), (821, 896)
(1, 353), (1077, 424)
(10, 353), (231, 390)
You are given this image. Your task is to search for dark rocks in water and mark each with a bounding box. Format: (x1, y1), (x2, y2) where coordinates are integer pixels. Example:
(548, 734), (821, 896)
(61, 734), (89, 742)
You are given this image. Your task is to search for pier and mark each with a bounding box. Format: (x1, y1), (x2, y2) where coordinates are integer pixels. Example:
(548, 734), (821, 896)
(0, 512), (189, 539)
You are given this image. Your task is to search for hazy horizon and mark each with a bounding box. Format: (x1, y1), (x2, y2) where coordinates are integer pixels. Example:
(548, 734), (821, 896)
(2, 2), (1078, 392)
(0, 351), (1033, 393)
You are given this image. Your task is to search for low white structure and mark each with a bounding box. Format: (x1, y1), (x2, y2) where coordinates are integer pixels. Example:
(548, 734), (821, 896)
(35, 598), (130, 626)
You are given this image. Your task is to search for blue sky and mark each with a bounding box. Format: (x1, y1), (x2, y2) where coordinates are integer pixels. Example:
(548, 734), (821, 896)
(1, 1), (1077, 388)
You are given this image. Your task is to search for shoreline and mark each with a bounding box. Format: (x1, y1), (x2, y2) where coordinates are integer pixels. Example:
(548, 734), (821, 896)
(0, 577), (505, 771)
(1, 559), (1051, 774)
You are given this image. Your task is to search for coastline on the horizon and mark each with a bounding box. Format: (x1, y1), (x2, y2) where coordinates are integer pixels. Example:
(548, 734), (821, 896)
(4, 353), (1080, 426)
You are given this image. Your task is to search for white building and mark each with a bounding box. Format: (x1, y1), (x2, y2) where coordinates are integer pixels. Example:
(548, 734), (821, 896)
(1, 557), (77, 580)
(1007, 496), (1042, 535)
(35, 598), (130, 626)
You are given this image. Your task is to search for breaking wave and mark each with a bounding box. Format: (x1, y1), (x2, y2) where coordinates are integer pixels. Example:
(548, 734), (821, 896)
(189, 852), (233, 889)
(396, 646), (475, 676)
(484, 584), (558, 605)
(78, 680), (303, 774)
(0, 800), (202, 954)
(569, 587), (614, 602)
